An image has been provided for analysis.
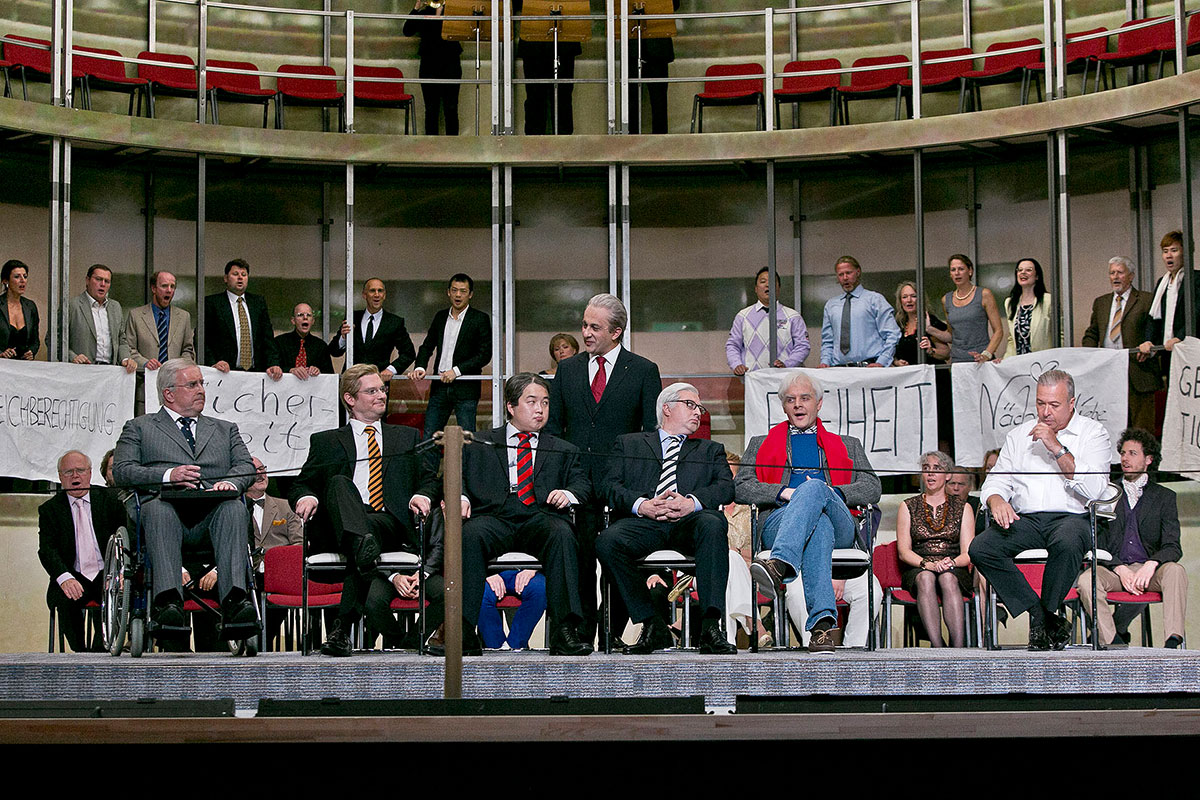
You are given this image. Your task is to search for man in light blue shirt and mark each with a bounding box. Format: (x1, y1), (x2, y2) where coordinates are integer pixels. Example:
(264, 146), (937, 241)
(819, 256), (901, 368)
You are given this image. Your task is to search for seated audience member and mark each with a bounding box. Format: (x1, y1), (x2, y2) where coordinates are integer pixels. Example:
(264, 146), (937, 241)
(736, 371), (882, 652)
(896, 451), (975, 647)
(100, 448), (133, 505)
(1004, 258), (1053, 356)
(38, 450), (126, 652)
(726, 266), (811, 375)
(1, 259), (39, 360)
(969, 369), (1111, 650)
(1077, 428), (1187, 648)
(478, 569), (547, 650)
(892, 281), (950, 365)
(112, 358), (259, 640)
(59, 264), (135, 372)
(819, 256), (901, 368)
(203, 258), (282, 379)
(543, 332), (578, 376)
(1083, 257), (1158, 433)
(457, 372), (593, 656)
(944, 253), (1006, 363)
(597, 382), (737, 655)
(275, 303), (334, 379)
(290, 364), (440, 657)
(244, 457), (302, 571)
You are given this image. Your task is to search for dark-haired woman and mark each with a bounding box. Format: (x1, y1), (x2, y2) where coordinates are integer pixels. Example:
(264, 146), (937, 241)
(0, 259), (39, 360)
(1004, 258), (1053, 356)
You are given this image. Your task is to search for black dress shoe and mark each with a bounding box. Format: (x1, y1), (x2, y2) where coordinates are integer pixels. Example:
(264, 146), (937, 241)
(1045, 612), (1071, 651)
(698, 619), (737, 655)
(549, 621), (593, 656)
(350, 534), (381, 573)
(1166, 634), (1184, 649)
(220, 596), (259, 638)
(320, 620), (353, 657)
(1027, 624), (1050, 651)
(623, 617), (675, 655)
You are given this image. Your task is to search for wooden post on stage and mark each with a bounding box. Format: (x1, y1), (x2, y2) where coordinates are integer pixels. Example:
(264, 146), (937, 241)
(442, 425), (464, 699)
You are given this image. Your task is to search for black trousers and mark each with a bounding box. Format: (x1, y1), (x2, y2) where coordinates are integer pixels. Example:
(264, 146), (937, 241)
(462, 494), (582, 628)
(596, 508), (729, 624)
(47, 573), (101, 652)
(969, 511), (1090, 618)
(522, 51), (576, 135)
(627, 57), (669, 134)
(326, 475), (414, 625)
(365, 572), (445, 645)
(419, 59), (461, 135)
(576, 503), (629, 646)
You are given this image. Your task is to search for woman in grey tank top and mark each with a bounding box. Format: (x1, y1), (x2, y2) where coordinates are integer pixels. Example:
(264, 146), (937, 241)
(942, 253), (1007, 363)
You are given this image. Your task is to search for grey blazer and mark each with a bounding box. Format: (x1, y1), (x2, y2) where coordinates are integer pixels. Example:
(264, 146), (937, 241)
(734, 431), (881, 531)
(60, 291), (129, 364)
(113, 408), (254, 496)
(121, 303), (196, 370)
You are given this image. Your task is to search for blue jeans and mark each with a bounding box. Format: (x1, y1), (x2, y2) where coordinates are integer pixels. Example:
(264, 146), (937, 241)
(423, 384), (479, 438)
(760, 479), (856, 631)
(477, 570), (547, 649)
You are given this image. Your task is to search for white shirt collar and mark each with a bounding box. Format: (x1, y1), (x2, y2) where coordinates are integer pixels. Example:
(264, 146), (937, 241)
(591, 344), (622, 365)
(507, 422), (538, 442)
(349, 417), (380, 438)
(87, 293), (106, 309)
(226, 289), (246, 304)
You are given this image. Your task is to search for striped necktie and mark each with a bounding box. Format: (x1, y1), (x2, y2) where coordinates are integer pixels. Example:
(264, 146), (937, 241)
(1109, 294), (1124, 342)
(515, 432), (535, 506)
(365, 426), (384, 511)
(156, 308), (169, 363)
(656, 434), (685, 496)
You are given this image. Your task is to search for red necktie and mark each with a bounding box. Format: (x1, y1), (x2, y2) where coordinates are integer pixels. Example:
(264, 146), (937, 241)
(296, 337), (308, 369)
(515, 432), (535, 506)
(591, 355), (607, 403)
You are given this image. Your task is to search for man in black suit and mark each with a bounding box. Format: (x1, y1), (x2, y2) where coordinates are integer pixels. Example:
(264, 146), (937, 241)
(597, 382), (737, 655)
(329, 278), (416, 380)
(1077, 428), (1188, 648)
(291, 363), (440, 657)
(275, 302), (335, 379)
(1082, 256), (1159, 433)
(455, 372), (593, 656)
(204, 258), (282, 378)
(38, 450), (125, 652)
(407, 273), (492, 438)
(546, 293), (662, 647)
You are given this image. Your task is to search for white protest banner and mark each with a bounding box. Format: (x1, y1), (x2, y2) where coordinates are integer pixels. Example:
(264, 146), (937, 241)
(145, 366), (338, 475)
(744, 365), (938, 474)
(1159, 337), (1200, 478)
(950, 346), (1126, 467)
(0, 360), (135, 483)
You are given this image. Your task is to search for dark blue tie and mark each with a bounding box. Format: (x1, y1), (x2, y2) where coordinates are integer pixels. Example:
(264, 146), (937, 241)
(156, 308), (169, 363)
(179, 417), (196, 455)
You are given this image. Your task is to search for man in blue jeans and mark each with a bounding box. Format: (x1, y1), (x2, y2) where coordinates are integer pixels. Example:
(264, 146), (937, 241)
(734, 372), (881, 652)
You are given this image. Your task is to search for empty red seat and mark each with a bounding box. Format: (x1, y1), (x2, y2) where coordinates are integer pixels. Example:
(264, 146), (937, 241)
(1096, 17), (1176, 88)
(276, 63), (345, 132)
(351, 65), (414, 134)
(960, 38), (1041, 110)
(774, 58), (842, 128)
(838, 54), (908, 123)
(206, 59), (274, 127)
(690, 62), (765, 133)
(73, 46), (146, 115)
(1024, 27), (1107, 101)
(136, 50), (199, 118)
(4, 34), (52, 100)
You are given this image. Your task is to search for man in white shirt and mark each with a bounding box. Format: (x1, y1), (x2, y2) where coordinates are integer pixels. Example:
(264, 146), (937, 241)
(62, 264), (136, 372)
(969, 369), (1112, 650)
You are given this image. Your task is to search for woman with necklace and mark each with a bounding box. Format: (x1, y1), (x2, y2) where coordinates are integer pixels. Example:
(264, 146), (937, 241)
(895, 450), (975, 647)
(1003, 258), (1053, 356)
(0, 259), (39, 360)
(942, 253), (1006, 363)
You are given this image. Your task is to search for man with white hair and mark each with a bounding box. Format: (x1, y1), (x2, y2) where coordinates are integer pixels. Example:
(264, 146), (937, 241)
(735, 371), (882, 652)
(969, 369), (1112, 650)
(597, 382), (737, 655)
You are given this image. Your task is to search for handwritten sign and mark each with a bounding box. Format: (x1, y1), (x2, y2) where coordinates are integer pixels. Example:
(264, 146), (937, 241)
(744, 366), (938, 474)
(0, 360), (135, 482)
(950, 347), (1126, 467)
(145, 367), (338, 475)
(1159, 337), (1200, 478)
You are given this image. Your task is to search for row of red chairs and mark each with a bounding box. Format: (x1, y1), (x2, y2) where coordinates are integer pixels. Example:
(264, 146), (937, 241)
(0, 35), (414, 132)
(693, 16), (1200, 132)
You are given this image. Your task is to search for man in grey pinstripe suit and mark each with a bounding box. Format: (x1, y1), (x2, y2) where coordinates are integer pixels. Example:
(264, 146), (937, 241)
(113, 358), (258, 637)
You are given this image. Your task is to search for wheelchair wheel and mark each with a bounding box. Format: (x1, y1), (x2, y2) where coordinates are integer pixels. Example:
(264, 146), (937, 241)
(102, 528), (130, 657)
(129, 617), (146, 658)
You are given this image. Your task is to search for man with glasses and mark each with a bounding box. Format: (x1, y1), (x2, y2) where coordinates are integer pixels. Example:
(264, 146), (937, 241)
(291, 363), (441, 657)
(596, 382), (737, 655)
(275, 302), (334, 379)
(113, 358), (259, 641)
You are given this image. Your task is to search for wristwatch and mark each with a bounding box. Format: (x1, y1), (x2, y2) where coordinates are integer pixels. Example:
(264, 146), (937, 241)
(1053, 444), (1070, 460)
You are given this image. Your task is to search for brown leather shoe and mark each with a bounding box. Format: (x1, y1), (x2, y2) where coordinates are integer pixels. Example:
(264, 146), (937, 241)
(808, 623), (839, 653)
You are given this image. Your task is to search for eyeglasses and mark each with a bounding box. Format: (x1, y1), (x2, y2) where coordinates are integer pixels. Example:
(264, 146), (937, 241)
(59, 468), (90, 477)
(293, 312), (315, 319)
(359, 386), (388, 396)
(668, 399), (707, 415)
(171, 380), (207, 391)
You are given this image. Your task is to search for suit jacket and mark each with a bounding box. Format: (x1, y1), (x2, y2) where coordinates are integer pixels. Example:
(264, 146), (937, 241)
(37, 487), (125, 586)
(203, 291), (279, 371)
(545, 348), (662, 486)
(1144, 273), (1200, 347)
(0, 293), (40, 358)
(734, 432), (882, 531)
(274, 330), (334, 375)
(463, 426), (590, 517)
(250, 493), (302, 570)
(1099, 481), (1182, 567)
(122, 303), (195, 370)
(329, 309), (416, 375)
(61, 291), (129, 364)
(289, 422), (441, 550)
(604, 431), (732, 521)
(113, 408), (255, 496)
(1004, 294), (1054, 355)
(414, 306), (492, 400)
(1081, 289), (1159, 394)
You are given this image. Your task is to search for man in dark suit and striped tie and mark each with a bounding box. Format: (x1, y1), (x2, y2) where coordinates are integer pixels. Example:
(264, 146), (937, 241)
(456, 373), (593, 656)
(596, 382), (737, 655)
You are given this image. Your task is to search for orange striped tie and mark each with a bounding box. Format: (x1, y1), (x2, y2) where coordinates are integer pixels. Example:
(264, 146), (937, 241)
(365, 426), (384, 511)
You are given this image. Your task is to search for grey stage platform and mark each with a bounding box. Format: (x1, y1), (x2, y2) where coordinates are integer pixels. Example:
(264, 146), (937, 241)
(3, 647), (1200, 714)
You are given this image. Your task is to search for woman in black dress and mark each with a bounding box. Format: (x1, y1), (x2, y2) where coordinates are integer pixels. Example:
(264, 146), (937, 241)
(895, 450), (975, 647)
(0, 259), (39, 360)
(892, 281), (950, 365)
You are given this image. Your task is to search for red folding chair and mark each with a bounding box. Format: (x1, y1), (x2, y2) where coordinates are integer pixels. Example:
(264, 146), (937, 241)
(136, 51), (199, 118)
(4, 34), (52, 101)
(73, 46), (146, 115)
(263, 543), (341, 652)
(898, 47), (975, 117)
(959, 38), (1042, 111)
(690, 62), (765, 133)
(1023, 27), (1107, 102)
(206, 59), (274, 128)
(838, 54), (908, 123)
(352, 65), (414, 134)
(774, 58), (842, 129)
(1095, 17), (1176, 89)
(276, 64), (345, 132)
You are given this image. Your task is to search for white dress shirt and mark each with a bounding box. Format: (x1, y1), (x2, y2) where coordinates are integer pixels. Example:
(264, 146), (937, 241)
(59, 494), (104, 586)
(588, 344), (622, 386)
(88, 294), (113, 363)
(348, 417), (384, 509)
(360, 309), (383, 342)
(437, 306), (467, 375)
(1104, 288), (1132, 350)
(981, 412), (1112, 515)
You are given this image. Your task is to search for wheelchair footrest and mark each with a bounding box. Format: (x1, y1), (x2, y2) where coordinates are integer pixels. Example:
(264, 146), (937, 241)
(219, 621), (260, 641)
(150, 622), (192, 639)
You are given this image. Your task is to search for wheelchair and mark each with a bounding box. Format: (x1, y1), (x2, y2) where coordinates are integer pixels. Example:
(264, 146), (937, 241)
(102, 490), (263, 658)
